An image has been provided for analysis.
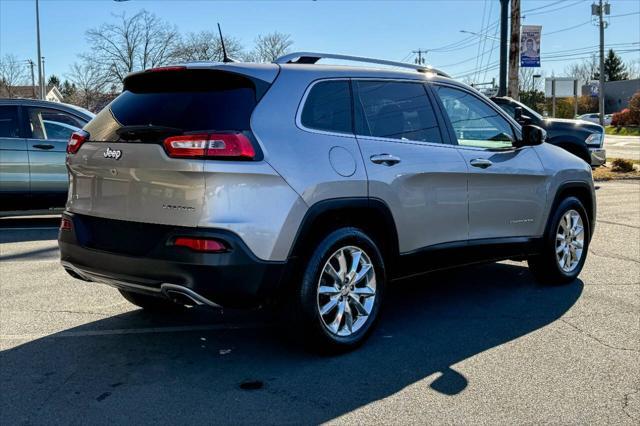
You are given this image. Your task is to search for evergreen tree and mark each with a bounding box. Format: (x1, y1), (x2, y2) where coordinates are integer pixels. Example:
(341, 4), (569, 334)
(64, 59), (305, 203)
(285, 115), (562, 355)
(603, 49), (628, 81)
(60, 79), (77, 102)
(47, 74), (61, 87)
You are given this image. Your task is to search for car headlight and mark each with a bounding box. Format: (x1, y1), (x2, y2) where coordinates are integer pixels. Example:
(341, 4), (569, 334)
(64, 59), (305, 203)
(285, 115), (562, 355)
(585, 132), (603, 147)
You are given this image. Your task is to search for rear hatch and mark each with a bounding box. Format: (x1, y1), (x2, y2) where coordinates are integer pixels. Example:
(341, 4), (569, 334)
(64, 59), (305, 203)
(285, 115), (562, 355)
(67, 67), (265, 227)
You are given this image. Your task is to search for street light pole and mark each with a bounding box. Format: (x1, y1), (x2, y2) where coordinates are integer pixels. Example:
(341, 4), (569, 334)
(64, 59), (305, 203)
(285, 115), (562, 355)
(27, 59), (36, 98)
(35, 0), (43, 99)
(41, 57), (45, 95)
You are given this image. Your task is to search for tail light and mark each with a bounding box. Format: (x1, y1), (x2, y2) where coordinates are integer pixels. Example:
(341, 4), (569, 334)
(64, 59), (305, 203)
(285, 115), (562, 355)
(60, 217), (73, 231)
(163, 133), (255, 159)
(67, 130), (89, 154)
(173, 237), (227, 253)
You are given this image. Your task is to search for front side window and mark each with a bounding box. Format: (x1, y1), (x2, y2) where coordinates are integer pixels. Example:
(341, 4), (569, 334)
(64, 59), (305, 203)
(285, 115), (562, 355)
(0, 106), (20, 138)
(355, 81), (442, 143)
(27, 108), (86, 140)
(434, 86), (514, 149)
(300, 80), (352, 134)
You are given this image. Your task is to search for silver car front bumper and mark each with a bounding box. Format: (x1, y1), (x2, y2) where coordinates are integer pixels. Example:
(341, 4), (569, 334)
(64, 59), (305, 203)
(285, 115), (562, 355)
(589, 148), (606, 167)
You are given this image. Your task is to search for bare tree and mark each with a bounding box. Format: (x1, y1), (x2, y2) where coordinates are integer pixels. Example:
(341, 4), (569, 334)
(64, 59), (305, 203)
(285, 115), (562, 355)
(171, 31), (244, 62)
(66, 61), (110, 111)
(85, 10), (178, 84)
(519, 67), (544, 93)
(247, 32), (293, 63)
(564, 54), (598, 85)
(627, 59), (640, 80)
(0, 54), (28, 97)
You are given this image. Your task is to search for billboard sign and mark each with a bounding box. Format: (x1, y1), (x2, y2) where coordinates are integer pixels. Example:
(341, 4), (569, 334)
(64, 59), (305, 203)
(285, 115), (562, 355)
(521, 25), (541, 67)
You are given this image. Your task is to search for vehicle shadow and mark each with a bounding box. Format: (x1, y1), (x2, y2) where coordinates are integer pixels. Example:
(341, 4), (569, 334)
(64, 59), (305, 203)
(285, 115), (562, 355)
(0, 217), (60, 243)
(0, 262), (583, 424)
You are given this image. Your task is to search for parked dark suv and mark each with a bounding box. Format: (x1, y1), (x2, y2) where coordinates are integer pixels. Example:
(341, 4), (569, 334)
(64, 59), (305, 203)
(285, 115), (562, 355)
(59, 54), (596, 351)
(491, 96), (605, 167)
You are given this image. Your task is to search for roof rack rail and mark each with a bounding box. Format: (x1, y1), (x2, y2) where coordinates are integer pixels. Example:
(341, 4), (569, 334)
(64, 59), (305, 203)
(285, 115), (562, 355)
(274, 52), (450, 78)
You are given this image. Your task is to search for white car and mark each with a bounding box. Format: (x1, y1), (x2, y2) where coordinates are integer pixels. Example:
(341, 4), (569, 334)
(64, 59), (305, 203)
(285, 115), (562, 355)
(578, 113), (612, 126)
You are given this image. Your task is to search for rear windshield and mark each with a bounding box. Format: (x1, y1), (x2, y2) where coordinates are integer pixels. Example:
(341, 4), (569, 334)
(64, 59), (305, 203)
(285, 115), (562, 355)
(101, 70), (257, 137)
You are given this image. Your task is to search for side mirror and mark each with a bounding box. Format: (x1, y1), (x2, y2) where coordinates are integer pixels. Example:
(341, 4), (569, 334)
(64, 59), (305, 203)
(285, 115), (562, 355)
(515, 124), (546, 148)
(514, 106), (532, 125)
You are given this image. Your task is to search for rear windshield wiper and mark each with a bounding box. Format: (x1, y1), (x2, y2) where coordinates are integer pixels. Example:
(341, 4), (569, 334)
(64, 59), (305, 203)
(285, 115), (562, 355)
(116, 125), (183, 141)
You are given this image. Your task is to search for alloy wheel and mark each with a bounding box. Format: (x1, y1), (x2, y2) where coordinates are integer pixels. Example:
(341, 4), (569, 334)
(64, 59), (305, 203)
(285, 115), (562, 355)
(555, 209), (585, 273)
(316, 246), (377, 337)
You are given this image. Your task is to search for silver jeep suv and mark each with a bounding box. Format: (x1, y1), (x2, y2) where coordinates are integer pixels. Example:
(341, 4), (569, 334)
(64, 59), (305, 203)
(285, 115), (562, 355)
(59, 53), (595, 350)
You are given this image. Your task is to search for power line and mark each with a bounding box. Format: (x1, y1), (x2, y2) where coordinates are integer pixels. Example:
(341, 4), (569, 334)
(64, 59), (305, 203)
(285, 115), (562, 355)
(473, 0), (490, 83)
(523, 0), (587, 17)
(521, 0), (567, 13)
(453, 47), (639, 79)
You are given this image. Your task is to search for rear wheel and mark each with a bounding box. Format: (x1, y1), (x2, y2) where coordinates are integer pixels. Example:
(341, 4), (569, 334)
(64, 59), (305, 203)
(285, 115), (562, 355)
(289, 227), (386, 352)
(119, 289), (183, 312)
(528, 196), (590, 284)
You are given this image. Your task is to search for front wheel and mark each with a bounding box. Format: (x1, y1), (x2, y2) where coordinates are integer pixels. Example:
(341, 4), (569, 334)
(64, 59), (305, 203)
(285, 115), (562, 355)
(289, 227), (386, 352)
(528, 196), (590, 284)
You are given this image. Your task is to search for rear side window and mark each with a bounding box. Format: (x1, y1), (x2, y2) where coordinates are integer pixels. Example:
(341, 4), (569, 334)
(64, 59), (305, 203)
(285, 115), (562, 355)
(0, 106), (20, 138)
(355, 81), (442, 143)
(300, 80), (352, 134)
(108, 70), (257, 134)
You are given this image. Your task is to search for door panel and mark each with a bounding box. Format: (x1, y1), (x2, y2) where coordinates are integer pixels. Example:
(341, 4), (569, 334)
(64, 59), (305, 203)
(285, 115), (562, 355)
(456, 146), (547, 239)
(25, 107), (86, 194)
(354, 80), (468, 252)
(432, 84), (549, 240)
(359, 139), (469, 251)
(0, 105), (30, 209)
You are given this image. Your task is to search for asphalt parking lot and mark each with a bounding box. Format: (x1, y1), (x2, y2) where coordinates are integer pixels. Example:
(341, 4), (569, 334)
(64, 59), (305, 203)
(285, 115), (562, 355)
(1, 180), (638, 425)
(604, 134), (640, 161)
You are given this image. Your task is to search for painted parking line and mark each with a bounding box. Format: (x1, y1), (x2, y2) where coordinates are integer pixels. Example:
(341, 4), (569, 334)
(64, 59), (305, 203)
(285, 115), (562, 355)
(0, 323), (270, 341)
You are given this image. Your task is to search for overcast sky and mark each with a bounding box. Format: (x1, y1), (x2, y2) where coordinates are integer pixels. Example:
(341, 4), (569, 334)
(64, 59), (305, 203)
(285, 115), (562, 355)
(1, 0), (638, 83)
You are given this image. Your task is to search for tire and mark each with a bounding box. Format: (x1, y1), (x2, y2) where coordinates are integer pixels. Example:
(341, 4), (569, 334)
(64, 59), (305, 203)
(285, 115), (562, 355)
(528, 196), (590, 285)
(288, 227), (386, 352)
(119, 289), (184, 312)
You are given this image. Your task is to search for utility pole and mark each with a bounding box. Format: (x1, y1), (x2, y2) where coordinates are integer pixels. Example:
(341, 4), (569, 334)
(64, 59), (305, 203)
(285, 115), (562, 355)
(27, 59), (36, 98)
(413, 49), (428, 65)
(35, 0), (43, 100)
(592, 0), (609, 126)
(498, 0), (509, 96)
(508, 0), (520, 99)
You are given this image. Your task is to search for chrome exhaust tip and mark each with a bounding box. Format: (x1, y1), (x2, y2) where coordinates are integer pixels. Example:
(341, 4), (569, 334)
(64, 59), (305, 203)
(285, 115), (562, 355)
(160, 284), (223, 309)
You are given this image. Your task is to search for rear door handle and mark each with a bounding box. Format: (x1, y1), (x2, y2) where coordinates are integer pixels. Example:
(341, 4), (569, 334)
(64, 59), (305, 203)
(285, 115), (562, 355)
(469, 158), (493, 169)
(370, 154), (401, 166)
(32, 143), (55, 150)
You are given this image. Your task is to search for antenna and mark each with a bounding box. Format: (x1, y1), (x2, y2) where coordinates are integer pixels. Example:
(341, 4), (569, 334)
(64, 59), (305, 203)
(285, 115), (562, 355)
(217, 23), (234, 63)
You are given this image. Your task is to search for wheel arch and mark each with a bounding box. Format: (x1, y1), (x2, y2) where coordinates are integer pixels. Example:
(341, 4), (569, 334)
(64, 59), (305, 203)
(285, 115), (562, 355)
(287, 197), (400, 270)
(547, 181), (595, 239)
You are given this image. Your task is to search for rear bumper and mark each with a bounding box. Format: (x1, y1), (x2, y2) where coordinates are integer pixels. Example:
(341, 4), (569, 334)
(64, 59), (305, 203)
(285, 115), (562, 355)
(589, 147), (606, 167)
(58, 212), (286, 307)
